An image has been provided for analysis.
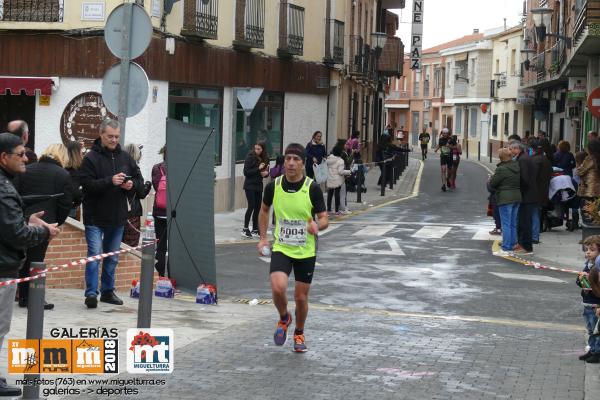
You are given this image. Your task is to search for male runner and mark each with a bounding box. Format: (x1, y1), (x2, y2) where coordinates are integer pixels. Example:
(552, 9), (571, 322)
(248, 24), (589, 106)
(257, 143), (328, 353)
(434, 128), (452, 192)
(418, 130), (430, 160)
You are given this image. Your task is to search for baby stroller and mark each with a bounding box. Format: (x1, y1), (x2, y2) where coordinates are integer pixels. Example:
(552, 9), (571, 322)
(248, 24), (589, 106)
(542, 171), (576, 232)
(346, 162), (368, 193)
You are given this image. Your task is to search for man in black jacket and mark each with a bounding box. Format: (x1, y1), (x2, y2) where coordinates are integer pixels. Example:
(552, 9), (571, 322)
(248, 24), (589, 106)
(0, 133), (59, 397)
(80, 119), (144, 309)
(510, 140), (539, 255)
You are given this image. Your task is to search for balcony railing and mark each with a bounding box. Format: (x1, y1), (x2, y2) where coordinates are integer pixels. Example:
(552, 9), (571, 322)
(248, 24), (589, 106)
(0, 0), (64, 22)
(278, 2), (304, 57)
(573, 0), (600, 43)
(330, 19), (345, 64)
(234, 0), (265, 49)
(534, 52), (546, 83)
(182, 0), (218, 40)
(454, 82), (468, 97)
(386, 90), (409, 100)
(377, 36), (403, 77)
(349, 35), (364, 76)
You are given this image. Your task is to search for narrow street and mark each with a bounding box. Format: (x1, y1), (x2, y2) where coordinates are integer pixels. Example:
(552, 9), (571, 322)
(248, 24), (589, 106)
(149, 156), (585, 399)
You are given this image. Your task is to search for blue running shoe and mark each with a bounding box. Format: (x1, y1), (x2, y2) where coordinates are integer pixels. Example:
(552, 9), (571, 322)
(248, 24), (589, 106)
(274, 314), (292, 345)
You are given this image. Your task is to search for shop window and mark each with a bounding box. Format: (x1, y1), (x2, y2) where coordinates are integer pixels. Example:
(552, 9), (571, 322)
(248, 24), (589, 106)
(168, 87), (223, 165)
(235, 92), (284, 162)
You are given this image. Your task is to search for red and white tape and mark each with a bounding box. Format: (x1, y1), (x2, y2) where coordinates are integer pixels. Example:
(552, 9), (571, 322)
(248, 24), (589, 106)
(0, 241), (157, 287)
(509, 253), (580, 275)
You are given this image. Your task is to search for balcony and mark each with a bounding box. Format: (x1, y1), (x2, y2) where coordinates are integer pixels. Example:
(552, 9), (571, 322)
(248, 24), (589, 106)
(233, 0), (265, 50)
(349, 35), (365, 77)
(278, 2), (304, 57)
(0, 0), (64, 22)
(387, 90), (409, 100)
(324, 19), (344, 65)
(182, 0), (218, 40)
(454, 82), (468, 97)
(377, 36), (403, 77)
(573, 0), (600, 43)
(534, 52), (546, 83)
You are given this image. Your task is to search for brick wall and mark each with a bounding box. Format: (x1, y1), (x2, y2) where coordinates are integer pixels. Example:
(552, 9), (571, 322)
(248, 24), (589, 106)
(44, 222), (155, 293)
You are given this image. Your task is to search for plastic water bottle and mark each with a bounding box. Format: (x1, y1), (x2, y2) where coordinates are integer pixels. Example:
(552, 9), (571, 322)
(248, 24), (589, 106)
(144, 213), (155, 240)
(261, 246), (271, 256)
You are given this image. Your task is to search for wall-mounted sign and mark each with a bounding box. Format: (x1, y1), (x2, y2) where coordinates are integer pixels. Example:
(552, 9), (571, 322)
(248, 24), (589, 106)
(587, 87), (600, 118)
(568, 77), (587, 99)
(60, 92), (117, 149)
(410, 0), (424, 70)
(517, 88), (535, 105)
(81, 2), (105, 21)
(39, 96), (51, 106)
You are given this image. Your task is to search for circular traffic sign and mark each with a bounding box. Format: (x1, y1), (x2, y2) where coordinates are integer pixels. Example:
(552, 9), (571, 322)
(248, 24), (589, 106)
(104, 3), (152, 60)
(588, 87), (600, 118)
(101, 62), (149, 118)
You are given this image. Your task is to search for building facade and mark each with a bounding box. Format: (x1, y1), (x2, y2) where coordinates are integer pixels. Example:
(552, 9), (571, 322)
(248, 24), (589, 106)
(0, 0), (404, 212)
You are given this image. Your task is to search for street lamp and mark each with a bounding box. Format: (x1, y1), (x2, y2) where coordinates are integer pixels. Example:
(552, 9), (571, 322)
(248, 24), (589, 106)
(371, 32), (388, 53)
(530, 6), (572, 48)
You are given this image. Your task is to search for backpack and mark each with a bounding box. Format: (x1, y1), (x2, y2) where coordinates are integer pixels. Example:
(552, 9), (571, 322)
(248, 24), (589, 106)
(155, 165), (167, 209)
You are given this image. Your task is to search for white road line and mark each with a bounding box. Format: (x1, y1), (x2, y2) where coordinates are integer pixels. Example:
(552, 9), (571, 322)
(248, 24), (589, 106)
(352, 224), (396, 237)
(337, 238), (405, 256)
(412, 226), (452, 239)
(489, 272), (567, 283)
(319, 224), (342, 236)
(471, 228), (500, 241)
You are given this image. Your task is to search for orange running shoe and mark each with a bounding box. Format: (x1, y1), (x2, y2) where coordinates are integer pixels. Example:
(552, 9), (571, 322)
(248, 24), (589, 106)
(293, 333), (307, 353)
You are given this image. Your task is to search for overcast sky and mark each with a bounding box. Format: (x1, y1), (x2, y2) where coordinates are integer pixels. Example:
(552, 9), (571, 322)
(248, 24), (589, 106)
(391, 0), (525, 49)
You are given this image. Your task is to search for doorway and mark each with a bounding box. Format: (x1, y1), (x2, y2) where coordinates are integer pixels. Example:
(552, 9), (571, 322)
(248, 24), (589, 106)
(0, 93), (36, 149)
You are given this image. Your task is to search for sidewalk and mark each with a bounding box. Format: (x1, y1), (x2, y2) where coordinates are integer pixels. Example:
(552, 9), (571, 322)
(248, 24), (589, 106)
(214, 157), (421, 244)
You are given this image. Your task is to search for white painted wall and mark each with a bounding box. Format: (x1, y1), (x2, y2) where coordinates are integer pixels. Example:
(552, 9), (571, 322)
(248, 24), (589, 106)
(34, 77), (168, 181)
(283, 93), (328, 149)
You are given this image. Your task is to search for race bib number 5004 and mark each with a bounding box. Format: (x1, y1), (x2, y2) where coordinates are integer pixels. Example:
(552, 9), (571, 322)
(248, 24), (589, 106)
(278, 219), (307, 246)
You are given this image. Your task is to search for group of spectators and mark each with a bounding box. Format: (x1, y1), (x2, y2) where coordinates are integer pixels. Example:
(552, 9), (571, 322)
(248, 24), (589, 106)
(0, 118), (170, 399)
(488, 130), (599, 257)
(241, 131), (365, 238)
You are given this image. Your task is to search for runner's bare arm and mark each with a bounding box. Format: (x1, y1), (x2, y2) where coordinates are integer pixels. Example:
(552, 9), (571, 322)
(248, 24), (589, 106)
(314, 211), (329, 232)
(257, 203), (270, 253)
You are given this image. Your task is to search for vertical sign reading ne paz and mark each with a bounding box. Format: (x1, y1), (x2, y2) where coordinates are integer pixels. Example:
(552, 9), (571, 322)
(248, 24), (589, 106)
(411, 0), (424, 70)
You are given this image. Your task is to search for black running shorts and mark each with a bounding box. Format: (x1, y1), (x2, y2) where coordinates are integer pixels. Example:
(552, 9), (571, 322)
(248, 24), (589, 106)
(270, 251), (316, 284)
(440, 155), (453, 168)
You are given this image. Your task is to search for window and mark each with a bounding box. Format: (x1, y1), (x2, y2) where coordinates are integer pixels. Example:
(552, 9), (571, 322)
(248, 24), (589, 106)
(423, 65), (430, 97)
(513, 110), (518, 136)
(446, 62), (451, 87)
(423, 111), (430, 132)
(469, 58), (477, 85)
(510, 49), (516, 75)
(235, 92), (284, 162)
(492, 114), (498, 137)
(469, 108), (477, 137)
(503, 112), (509, 136)
(168, 87), (223, 164)
(455, 108), (462, 134)
(411, 111), (420, 134)
(413, 70), (421, 97)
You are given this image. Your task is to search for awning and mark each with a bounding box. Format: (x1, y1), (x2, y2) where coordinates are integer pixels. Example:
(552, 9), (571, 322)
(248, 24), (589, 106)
(0, 77), (54, 96)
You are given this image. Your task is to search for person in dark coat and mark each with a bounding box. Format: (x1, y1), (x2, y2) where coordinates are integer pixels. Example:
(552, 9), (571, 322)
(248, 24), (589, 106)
(510, 140), (539, 255)
(305, 131), (326, 179)
(65, 141), (84, 218)
(122, 143), (151, 247)
(7, 120), (37, 164)
(79, 119), (144, 308)
(242, 141), (269, 238)
(531, 139), (553, 244)
(152, 145), (168, 277)
(554, 140), (576, 177)
(16, 144), (73, 309)
(490, 148), (521, 256)
(0, 133), (59, 398)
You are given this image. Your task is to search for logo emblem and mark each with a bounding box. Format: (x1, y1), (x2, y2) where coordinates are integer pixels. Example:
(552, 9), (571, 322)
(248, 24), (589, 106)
(126, 329), (173, 373)
(40, 340), (71, 374)
(8, 340), (39, 374)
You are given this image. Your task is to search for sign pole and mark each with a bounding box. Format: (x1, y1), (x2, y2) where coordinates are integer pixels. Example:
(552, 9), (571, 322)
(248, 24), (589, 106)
(117, 2), (133, 145)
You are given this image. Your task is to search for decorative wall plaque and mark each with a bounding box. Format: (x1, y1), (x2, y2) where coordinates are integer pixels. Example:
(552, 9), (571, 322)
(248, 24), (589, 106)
(60, 92), (116, 150)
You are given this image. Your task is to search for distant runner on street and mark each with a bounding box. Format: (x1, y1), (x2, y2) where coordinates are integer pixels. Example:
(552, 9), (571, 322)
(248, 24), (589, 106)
(257, 143), (328, 353)
(418, 130), (430, 161)
(434, 128), (452, 192)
